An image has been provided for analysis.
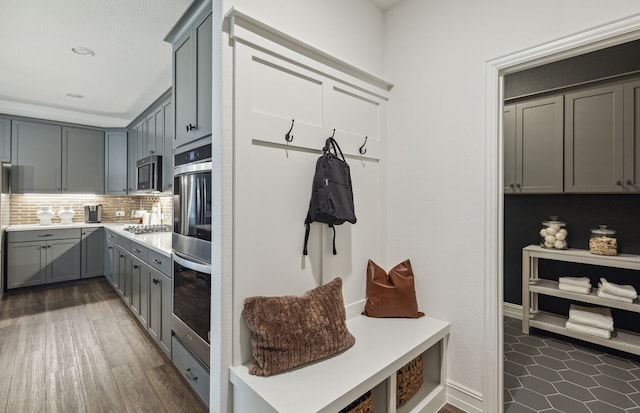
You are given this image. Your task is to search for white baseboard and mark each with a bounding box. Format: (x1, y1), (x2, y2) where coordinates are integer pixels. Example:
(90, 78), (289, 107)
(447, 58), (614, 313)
(446, 379), (483, 413)
(503, 302), (522, 320)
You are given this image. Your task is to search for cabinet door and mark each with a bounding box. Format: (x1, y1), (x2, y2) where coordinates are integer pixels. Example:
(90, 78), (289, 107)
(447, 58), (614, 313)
(118, 248), (129, 301)
(565, 84), (624, 192)
(62, 127), (105, 193)
(12, 120), (62, 193)
(624, 79), (640, 191)
(163, 100), (174, 192)
(106, 240), (116, 287)
(130, 256), (143, 317)
(173, 33), (195, 148)
(517, 96), (564, 193)
(139, 262), (150, 327)
(81, 228), (104, 278)
(6, 241), (46, 289)
(503, 104), (516, 193)
(127, 124), (139, 193)
(0, 118), (11, 162)
(148, 107), (163, 157)
(159, 270), (172, 356)
(47, 238), (81, 283)
(148, 267), (161, 345)
(105, 131), (128, 195)
(195, 12), (212, 141)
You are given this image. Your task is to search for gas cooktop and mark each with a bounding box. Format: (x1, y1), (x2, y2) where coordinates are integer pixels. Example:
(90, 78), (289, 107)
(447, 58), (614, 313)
(123, 224), (172, 234)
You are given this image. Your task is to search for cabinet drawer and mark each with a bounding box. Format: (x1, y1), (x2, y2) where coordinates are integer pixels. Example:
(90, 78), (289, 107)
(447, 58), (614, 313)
(129, 241), (148, 261)
(8, 228), (81, 243)
(148, 249), (171, 276)
(172, 336), (210, 406)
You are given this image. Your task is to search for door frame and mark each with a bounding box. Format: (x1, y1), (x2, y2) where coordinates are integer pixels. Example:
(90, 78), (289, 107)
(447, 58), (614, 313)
(483, 14), (640, 413)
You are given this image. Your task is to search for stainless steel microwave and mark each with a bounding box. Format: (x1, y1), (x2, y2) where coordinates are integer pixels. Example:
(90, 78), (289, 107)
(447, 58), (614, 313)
(137, 155), (162, 191)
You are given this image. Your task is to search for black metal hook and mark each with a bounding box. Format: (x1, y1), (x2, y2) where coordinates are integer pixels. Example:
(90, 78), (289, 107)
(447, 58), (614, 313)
(359, 136), (368, 155)
(285, 119), (295, 142)
(329, 129), (336, 139)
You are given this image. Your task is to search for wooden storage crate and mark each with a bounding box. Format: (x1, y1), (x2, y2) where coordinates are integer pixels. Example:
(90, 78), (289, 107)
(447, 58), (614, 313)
(396, 354), (424, 407)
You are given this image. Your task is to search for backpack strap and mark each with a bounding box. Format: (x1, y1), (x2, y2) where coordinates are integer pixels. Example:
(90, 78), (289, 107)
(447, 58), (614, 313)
(323, 137), (346, 163)
(330, 224), (337, 255)
(303, 222), (311, 256)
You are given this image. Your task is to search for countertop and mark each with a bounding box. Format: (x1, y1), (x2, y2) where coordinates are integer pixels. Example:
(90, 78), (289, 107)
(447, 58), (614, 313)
(6, 222), (172, 256)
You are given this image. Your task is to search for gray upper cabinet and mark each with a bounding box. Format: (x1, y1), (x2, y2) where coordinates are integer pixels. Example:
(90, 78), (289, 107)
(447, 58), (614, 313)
(170, 7), (212, 149)
(565, 84), (624, 193)
(624, 79), (640, 191)
(12, 120), (62, 193)
(128, 123), (140, 193)
(503, 104), (516, 193)
(105, 130), (128, 195)
(504, 96), (563, 194)
(163, 100), (174, 192)
(0, 117), (11, 162)
(62, 127), (105, 193)
(146, 106), (164, 157)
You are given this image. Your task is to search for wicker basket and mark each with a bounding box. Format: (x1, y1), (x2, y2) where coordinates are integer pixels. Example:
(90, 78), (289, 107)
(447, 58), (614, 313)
(339, 390), (374, 413)
(396, 354), (424, 408)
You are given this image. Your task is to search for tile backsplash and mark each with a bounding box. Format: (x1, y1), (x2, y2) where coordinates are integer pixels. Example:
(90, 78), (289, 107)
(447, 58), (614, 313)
(10, 194), (172, 225)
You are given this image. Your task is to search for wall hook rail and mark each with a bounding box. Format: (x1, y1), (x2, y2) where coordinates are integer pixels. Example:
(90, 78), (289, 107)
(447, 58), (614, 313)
(359, 136), (368, 155)
(285, 119), (295, 142)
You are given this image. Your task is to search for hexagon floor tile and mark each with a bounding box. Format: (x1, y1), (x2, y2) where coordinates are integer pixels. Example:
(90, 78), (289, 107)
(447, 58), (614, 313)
(504, 316), (640, 412)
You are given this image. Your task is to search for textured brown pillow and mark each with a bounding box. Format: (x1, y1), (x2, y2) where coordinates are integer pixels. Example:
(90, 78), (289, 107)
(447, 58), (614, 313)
(363, 259), (425, 318)
(242, 277), (355, 376)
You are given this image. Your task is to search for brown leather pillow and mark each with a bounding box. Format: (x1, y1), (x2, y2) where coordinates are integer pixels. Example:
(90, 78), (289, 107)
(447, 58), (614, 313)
(242, 277), (355, 376)
(363, 259), (425, 318)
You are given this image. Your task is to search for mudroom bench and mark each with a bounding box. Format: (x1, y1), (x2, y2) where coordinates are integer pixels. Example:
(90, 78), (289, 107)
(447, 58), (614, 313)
(230, 315), (450, 413)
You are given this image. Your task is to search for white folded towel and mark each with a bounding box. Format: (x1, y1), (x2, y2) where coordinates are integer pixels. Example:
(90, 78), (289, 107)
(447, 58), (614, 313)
(597, 288), (634, 303)
(569, 304), (613, 331)
(599, 278), (637, 300)
(558, 283), (591, 294)
(559, 276), (592, 288)
(566, 320), (611, 339)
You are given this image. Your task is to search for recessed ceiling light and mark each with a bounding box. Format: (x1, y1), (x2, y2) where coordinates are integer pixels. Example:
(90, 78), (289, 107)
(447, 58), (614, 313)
(66, 93), (84, 99)
(71, 46), (95, 56)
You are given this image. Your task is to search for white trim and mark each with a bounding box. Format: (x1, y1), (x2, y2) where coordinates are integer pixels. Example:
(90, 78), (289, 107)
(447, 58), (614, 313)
(446, 379), (483, 413)
(485, 12), (640, 413)
(503, 302), (523, 320)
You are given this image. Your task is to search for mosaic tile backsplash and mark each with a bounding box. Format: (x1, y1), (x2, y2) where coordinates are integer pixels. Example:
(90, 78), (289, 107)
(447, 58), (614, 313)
(10, 194), (173, 225)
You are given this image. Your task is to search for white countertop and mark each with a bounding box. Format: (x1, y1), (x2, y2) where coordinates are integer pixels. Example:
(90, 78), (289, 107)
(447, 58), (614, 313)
(6, 222), (172, 256)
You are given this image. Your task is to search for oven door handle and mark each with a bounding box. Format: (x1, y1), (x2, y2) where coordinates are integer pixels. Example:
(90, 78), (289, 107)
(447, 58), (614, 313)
(173, 161), (212, 177)
(172, 252), (212, 274)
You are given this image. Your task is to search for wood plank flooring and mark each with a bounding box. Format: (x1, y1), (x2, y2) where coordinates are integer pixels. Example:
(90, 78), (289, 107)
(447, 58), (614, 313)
(0, 279), (207, 413)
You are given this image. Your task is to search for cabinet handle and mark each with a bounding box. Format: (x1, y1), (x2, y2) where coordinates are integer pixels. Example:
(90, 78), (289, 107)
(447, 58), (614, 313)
(186, 123), (196, 131)
(108, 246), (112, 250)
(133, 264), (139, 269)
(150, 150), (155, 154)
(122, 189), (126, 192)
(38, 234), (54, 237)
(516, 183), (521, 189)
(152, 259), (162, 264)
(48, 245), (51, 248)
(120, 254), (125, 258)
(627, 179), (634, 186)
(184, 368), (198, 381)
(133, 248), (141, 253)
(617, 180), (622, 186)
(41, 245), (47, 249)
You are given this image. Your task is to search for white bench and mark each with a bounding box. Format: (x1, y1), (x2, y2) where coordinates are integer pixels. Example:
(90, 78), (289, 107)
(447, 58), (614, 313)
(230, 315), (450, 413)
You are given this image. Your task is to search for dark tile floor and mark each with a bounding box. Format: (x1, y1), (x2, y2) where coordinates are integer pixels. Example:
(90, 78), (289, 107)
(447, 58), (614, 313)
(504, 317), (640, 413)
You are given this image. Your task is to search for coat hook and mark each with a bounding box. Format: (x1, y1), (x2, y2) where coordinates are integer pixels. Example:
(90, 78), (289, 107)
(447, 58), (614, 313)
(285, 119), (295, 142)
(359, 136), (368, 155)
(329, 128), (336, 139)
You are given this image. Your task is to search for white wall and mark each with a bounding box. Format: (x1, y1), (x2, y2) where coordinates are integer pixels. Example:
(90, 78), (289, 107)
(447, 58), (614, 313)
(383, 0), (640, 410)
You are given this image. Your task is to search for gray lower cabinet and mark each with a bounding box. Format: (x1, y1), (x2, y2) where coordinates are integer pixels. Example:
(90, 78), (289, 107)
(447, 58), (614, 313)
(81, 227), (104, 278)
(565, 84), (624, 192)
(6, 229), (82, 289)
(118, 247), (131, 303)
(0, 117), (10, 163)
(12, 120), (62, 193)
(131, 256), (143, 320)
(106, 239), (117, 288)
(172, 336), (210, 406)
(105, 130), (128, 195)
(62, 126), (105, 193)
(149, 266), (172, 357)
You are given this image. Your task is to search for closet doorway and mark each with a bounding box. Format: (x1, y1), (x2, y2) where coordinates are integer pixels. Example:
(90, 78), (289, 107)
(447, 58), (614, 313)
(485, 15), (640, 413)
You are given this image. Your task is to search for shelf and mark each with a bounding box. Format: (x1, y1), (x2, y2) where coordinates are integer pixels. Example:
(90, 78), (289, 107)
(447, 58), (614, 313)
(529, 311), (640, 356)
(523, 245), (640, 270)
(230, 315), (449, 413)
(529, 279), (640, 313)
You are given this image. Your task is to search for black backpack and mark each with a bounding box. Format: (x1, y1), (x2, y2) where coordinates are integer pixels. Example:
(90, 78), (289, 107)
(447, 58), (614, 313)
(303, 137), (357, 255)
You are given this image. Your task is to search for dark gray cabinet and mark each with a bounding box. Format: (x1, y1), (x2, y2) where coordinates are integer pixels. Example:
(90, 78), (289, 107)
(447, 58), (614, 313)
(503, 96), (564, 193)
(105, 130), (128, 194)
(62, 126), (105, 193)
(0, 117), (11, 162)
(128, 122), (141, 192)
(118, 247), (130, 303)
(565, 84), (624, 192)
(624, 79), (640, 191)
(106, 239), (117, 288)
(81, 227), (104, 278)
(11, 120), (62, 193)
(148, 261), (172, 357)
(6, 229), (81, 289)
(170, 8), (212, 149)
(163, 100), (174, 192)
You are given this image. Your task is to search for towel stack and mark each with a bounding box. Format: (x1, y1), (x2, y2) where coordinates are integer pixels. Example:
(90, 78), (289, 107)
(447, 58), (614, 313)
(565, 304), (613, 339)
(558, 276), (591, 294)
(597, 278), (638, 303)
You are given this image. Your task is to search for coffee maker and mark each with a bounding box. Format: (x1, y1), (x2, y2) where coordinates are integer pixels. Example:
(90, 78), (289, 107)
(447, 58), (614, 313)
(84, 204), (103, 223)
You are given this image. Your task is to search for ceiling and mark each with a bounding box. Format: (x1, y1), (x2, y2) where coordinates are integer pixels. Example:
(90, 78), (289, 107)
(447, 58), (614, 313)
(0, 0), (400, 129)
(0, 0), (192, 128)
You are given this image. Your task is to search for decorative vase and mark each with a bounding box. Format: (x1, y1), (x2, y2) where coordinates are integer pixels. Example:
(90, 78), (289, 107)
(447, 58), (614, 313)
(58, 206), (75, 224)
(37, 206), (55, 225)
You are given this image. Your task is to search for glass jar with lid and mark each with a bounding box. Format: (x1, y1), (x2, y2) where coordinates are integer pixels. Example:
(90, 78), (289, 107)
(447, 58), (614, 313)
(589, 225), (617, 255)
(539, 216), (568, 249)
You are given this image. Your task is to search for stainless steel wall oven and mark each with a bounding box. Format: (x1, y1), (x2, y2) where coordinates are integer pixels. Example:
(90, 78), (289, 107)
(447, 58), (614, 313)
(172, 143), (212, 367)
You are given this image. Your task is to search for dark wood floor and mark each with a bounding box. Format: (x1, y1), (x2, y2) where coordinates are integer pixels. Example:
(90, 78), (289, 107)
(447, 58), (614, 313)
(0, 279), (207, 413)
